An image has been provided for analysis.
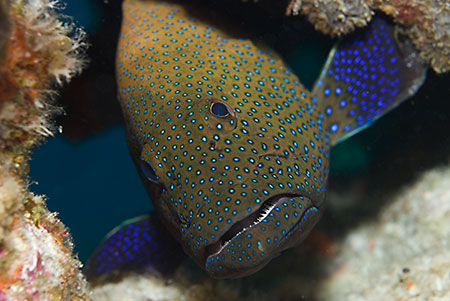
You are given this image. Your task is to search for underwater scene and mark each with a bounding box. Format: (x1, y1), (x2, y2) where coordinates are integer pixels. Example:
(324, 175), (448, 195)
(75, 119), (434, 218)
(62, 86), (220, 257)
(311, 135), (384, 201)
(1, 0), (449, 300)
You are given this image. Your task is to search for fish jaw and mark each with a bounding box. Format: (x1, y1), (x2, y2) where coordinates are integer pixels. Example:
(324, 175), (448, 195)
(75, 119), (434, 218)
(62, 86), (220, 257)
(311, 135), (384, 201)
(203, 195), (321, 278)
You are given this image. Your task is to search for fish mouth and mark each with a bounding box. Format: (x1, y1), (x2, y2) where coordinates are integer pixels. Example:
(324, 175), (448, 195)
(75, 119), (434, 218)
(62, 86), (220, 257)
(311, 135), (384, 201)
(203, 193), (311, 264)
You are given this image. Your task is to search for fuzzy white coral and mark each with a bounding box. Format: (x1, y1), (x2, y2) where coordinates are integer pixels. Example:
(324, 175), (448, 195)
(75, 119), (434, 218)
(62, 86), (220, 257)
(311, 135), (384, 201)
(20, 0), (87, 84)
(0, 0), (89, 299)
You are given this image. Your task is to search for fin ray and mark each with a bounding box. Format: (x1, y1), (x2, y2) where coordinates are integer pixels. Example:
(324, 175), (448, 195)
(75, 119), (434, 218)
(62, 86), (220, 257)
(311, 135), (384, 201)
(84, 213), (186, 282)
(313, 16), (427, 145)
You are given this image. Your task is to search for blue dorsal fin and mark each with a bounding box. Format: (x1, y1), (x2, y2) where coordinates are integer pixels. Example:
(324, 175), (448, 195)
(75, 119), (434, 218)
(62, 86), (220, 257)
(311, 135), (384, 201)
(312, 16), (427, 145)
(84, 213), (186, 283)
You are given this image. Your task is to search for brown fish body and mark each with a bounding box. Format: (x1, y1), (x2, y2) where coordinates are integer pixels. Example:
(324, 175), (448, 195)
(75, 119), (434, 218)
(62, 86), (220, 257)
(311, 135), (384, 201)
(117, 0), (327, 277)
(106, 0), (426, 278)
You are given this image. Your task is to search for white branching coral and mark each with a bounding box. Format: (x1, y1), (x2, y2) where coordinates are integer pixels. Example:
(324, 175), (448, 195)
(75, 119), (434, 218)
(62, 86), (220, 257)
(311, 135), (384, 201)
(21, 0), (87, 84)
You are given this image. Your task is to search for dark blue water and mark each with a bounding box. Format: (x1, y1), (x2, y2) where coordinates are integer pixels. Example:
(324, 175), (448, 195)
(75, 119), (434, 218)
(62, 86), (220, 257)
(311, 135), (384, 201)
(30, 127), (151, 261)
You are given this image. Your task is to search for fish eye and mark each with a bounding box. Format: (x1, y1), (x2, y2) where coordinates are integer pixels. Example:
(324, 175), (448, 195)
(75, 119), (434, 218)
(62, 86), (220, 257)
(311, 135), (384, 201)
(140, 160), (159, 184)
(210, 102), (229, 117)
(206, 98), (237, 131)
(209, 99), (236, 118)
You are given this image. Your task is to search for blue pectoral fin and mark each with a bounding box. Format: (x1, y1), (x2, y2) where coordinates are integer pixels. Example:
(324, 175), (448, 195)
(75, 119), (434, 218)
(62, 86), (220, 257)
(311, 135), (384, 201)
(313, 16), (427, 145)
(84, 213), (186, 283)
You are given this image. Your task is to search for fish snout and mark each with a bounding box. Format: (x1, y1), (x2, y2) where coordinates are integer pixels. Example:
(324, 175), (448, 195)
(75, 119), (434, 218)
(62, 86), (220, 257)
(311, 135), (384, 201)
(203, 194), (320, 278)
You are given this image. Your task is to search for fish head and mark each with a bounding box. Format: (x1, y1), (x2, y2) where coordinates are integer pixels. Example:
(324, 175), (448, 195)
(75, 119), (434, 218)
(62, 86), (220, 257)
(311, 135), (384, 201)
(125, 56), (328, 278)
(117, 2), (329, 278)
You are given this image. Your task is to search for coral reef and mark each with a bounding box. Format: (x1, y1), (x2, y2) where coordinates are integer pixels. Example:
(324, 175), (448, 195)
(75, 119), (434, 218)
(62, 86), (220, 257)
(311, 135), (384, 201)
(91, 273), (241, 301)
(90, 159), (450, 300)
(0, 0), (11, 61)
(286, 0), (450, 73)
(0, 0), (89, 299)
(3, 0), (444, 299)
(287, 0), (373, 38)
(315, 163), (450, 300)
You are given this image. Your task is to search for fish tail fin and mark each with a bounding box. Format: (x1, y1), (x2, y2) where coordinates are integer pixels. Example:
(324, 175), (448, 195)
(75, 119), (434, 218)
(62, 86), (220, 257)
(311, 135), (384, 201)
(84, 213), (186, 283)
(313, 16), (427, 145)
